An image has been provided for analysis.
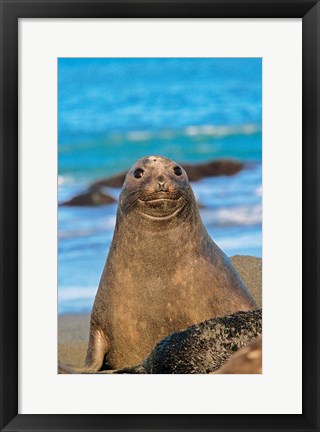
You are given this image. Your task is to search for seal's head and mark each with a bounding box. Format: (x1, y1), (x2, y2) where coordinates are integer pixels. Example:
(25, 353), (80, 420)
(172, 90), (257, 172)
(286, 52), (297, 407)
(119, 156), (194, 220)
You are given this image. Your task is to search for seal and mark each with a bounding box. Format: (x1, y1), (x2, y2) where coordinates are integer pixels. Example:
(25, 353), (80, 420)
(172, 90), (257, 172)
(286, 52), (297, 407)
(66, 155), (257, 373)
(112, 309), (262, 374)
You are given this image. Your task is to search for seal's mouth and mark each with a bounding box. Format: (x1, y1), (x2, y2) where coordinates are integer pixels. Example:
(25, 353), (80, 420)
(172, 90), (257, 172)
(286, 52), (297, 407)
(140, 197), (178, 203)
(139, 191), (181, 202)
(137, 195), (185, 219)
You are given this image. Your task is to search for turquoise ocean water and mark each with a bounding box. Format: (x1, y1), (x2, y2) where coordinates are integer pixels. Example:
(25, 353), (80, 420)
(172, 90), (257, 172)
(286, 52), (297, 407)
(58, 58), (262, 314)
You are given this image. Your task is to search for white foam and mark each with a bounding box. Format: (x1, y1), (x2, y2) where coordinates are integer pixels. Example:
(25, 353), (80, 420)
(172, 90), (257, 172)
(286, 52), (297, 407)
(185, 123), (261, 137)
(58, 175), (74, 186)
(201, 204), (262, 227)
(124, 123), (261, 142)
(255, 186), (262, 196)
(59, 286), (96, 302)
(58, 215), (116, 240)
(126, 131), (152, 141)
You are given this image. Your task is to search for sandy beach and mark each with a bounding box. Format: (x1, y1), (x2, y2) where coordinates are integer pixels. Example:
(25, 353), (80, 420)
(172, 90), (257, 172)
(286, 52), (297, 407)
(58, 255), (262, 369)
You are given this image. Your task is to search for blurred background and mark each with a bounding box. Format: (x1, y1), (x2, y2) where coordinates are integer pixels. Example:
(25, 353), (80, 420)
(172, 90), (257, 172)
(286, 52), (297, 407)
(58, 58), (262, 315)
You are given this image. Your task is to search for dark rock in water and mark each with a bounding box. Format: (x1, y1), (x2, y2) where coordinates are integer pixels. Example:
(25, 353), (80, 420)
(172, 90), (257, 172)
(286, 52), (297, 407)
(90, 159), (244, 190)
(214, 335), (262, 374)
(60, 191), (116, 207)
(62, 159), (244, 207)
(182, 159), (243, 182)
(112, 309), (262, 374)
(90, 172), (127, 190)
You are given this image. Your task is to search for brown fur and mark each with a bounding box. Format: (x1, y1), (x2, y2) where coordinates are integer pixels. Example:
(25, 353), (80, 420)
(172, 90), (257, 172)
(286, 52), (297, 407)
(113, 309), (262, 374)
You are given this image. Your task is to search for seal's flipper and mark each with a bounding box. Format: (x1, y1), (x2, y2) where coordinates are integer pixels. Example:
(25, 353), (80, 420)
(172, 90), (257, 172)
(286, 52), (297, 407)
(58, 327), (109, 374)
(84, 326), (109, 371)
(112, 364), (147, 374)
(58, 360), (78, 374)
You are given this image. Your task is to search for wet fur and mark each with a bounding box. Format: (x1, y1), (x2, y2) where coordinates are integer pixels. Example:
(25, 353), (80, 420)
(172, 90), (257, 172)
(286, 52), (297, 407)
(113, 309), (262, 374)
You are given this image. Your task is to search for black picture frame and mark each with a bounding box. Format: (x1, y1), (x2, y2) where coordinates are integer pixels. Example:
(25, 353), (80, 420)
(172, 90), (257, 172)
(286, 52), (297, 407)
(1, 1), (319, 431)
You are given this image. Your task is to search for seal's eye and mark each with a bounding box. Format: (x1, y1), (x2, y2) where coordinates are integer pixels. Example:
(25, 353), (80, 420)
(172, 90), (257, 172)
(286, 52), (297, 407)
(173, 166), (183, 176)
(133, 168), (144, 179)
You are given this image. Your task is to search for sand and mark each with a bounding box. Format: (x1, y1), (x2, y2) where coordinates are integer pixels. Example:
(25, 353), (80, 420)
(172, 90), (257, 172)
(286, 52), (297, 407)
(58, 314), (90, 368)
(58, 255), (262, 369)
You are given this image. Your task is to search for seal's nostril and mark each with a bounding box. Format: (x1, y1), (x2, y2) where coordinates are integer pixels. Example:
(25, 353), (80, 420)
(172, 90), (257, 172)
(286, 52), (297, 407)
(157, 180), (167, 191)
(157, 175), (167, 191)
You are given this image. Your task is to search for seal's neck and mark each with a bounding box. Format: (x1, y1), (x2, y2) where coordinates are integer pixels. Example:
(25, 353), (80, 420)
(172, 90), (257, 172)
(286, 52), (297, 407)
(116, 199), (202, 235)
(107, 202), (211, 277)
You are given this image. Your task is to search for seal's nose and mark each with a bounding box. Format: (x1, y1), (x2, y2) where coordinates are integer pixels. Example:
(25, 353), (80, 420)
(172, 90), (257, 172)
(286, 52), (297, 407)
(157, 175), (168, 191)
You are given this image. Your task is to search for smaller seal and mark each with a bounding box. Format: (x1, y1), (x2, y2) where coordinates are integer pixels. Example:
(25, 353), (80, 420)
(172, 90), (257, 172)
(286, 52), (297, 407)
(113, 309), (262, 374)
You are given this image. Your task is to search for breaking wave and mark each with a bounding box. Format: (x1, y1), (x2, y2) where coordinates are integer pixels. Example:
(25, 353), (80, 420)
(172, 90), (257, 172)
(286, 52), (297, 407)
(124, 123), (261, 142)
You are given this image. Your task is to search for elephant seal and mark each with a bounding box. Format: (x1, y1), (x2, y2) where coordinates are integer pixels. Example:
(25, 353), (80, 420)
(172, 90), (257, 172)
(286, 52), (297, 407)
(66, 155), (257, 373)
(112, 309), (262, 374)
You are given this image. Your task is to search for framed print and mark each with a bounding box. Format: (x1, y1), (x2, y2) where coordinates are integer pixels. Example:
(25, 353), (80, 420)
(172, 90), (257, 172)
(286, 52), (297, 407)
(57, 56), (263, 377)
(1, 1), (319, 432)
